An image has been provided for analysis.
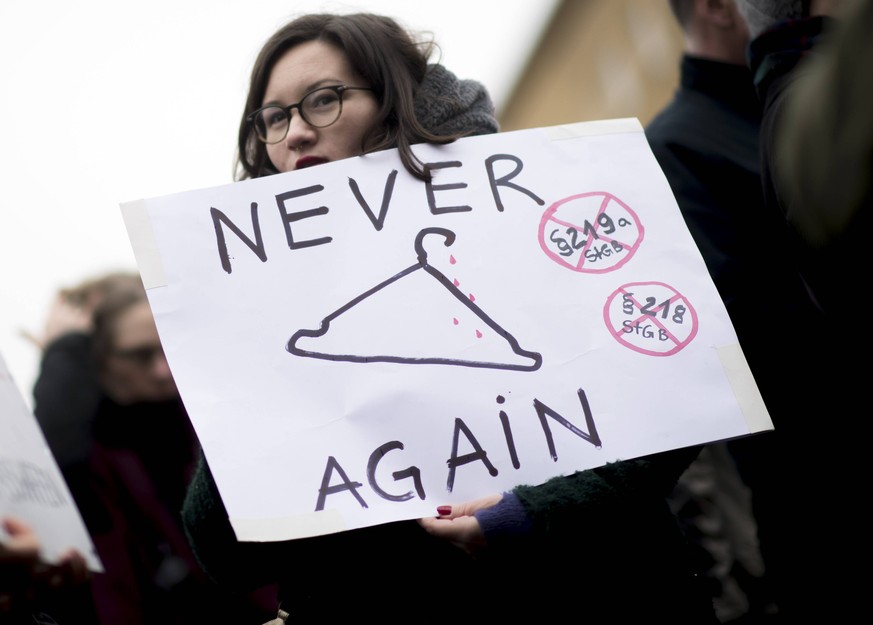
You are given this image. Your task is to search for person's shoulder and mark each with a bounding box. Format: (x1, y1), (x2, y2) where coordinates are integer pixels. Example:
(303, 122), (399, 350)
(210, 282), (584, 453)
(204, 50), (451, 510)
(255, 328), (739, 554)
(647, 90), (719, 140)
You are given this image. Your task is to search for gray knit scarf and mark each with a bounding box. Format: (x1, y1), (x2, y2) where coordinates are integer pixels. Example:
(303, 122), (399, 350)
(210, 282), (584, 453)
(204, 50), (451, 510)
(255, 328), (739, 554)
(413, 64), (499, 137)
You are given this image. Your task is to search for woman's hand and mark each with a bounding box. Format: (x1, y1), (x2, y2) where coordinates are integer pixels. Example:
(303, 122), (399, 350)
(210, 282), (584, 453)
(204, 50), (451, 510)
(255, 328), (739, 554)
(1, 516), (90, 583)
(417, 494), (502, 555)
(1, 517), (90, 616)
(21, 293), (93, 351)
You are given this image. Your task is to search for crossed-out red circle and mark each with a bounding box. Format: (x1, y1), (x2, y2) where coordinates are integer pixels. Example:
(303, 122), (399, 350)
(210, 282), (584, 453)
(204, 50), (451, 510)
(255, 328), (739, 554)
(603, 281), (698, 356)
(538, 192), (644, 274)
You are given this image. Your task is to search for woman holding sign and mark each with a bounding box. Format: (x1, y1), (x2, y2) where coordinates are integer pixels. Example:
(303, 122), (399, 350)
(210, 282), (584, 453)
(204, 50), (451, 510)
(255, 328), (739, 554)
(181, 12), (715, 623)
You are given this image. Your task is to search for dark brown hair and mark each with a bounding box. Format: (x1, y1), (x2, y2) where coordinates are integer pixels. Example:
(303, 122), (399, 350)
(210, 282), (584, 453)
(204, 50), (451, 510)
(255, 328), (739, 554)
(235, 13), (462, 181)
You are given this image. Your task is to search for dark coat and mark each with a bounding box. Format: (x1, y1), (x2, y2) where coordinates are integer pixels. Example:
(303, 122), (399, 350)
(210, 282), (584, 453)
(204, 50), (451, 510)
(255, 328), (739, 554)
(744, 15), (866, 620)
(183, 444), (715, 623)
(62, 394), (274, 624)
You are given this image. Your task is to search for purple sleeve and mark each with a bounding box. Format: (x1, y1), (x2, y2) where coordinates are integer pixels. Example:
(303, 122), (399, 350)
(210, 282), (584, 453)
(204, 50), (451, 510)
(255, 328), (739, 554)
(474, 492), (533, 546)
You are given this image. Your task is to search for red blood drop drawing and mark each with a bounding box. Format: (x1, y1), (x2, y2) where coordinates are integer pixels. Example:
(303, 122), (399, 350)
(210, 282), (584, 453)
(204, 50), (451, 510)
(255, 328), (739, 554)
(287, 227), (542, 371)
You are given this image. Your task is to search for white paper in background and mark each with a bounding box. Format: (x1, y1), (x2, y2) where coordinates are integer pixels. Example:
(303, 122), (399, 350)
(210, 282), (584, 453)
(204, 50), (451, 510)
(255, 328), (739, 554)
(0, 351), (102, 572)
(121, 118), (772, 542)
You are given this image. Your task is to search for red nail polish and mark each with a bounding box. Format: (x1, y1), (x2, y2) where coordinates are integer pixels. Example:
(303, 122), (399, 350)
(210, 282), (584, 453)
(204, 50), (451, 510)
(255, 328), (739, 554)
(437, 505), (452, 516)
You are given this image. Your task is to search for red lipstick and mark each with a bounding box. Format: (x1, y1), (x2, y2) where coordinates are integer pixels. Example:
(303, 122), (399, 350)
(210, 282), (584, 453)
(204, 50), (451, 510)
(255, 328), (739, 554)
(295, 156), (328, 170)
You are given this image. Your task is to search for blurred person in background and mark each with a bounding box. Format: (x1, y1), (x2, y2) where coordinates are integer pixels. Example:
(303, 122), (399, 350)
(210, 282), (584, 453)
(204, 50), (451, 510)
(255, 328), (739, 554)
(0, 515), (93, 624)
(734, 0), (865, 619)
(645, 0), (831, 620)
(29, 272), (143, 496)
(773, 1), (869, 312)
(28, 274), (275, 624)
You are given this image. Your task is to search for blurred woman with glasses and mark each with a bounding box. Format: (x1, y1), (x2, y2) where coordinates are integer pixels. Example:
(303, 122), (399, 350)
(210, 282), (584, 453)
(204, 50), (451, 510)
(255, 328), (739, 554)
(43, 277), (275, 624)
(182, 12), (717, 624)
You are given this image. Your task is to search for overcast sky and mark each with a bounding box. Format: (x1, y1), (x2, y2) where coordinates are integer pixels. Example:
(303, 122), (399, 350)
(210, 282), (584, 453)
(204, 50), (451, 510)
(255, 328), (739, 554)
(0, 0), (558, 400)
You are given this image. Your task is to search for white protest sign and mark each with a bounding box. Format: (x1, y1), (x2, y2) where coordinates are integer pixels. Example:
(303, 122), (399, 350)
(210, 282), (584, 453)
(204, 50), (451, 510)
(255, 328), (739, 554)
(121, 118), (771, 541)
(0, 351), (102, 571)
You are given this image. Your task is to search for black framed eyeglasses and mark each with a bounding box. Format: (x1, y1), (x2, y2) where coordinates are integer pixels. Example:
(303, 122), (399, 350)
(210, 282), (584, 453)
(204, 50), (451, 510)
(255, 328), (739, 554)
(247, 85), (374, 144)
